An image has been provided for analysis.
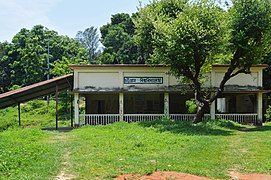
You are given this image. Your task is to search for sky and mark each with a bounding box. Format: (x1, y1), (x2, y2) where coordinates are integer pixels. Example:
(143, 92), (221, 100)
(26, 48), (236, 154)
(0, 0), (150, 42)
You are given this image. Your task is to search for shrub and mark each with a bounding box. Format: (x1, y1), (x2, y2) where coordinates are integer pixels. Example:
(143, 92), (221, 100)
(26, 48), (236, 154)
(185, 99), (197, 113)
(264, 105), (271, 122)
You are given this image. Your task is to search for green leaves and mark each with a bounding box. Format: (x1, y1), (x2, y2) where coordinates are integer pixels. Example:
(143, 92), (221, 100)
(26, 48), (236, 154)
(229, 0), (271, 65)
(100, 13), (147, 64)
(76, 26), (101, 63)
(135, 0), (271, 79)
(135, 0), (271, 122)
(0, 25), (88, 91)
(136, 0), (225, 78)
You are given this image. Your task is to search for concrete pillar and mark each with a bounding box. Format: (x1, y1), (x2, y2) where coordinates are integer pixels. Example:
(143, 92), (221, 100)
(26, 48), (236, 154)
(257, 92), (263, 123)
(74, 93), (80, 127)
(210, 100), (216, 119)
(164, 92), (169, 116)
(210, 93), (216, 119)
(119, 93), (124, 121)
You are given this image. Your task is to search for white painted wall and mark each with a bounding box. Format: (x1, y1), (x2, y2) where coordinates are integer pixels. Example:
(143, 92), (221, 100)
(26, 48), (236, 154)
(78, 72), (119, 89)
(72, 66), (265, 89)
(214, 72), (258, 87)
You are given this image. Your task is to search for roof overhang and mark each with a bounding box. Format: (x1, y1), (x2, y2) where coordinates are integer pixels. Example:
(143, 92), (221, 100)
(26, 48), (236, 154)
(71, 85), (270, 94)
(0, 74), (73, 109)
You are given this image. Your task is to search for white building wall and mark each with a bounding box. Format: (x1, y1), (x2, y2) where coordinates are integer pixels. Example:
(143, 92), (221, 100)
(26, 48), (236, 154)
(78, 72), (119, 89)
(214, 72), (258, 87)
(73, 66), (265, 89)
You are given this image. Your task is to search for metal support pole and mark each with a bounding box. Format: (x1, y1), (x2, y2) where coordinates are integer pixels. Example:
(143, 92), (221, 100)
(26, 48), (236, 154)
(55, 82), (58, 130)
(18, 103), (21, 126)
(70, 95), (73, 127)
(47, 38), (50, 105)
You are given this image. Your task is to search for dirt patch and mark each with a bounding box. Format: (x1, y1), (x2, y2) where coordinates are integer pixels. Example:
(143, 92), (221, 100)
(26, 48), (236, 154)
(115, 171), (212, 180)
(55, 149), (76, 180)
(115, 171), (271, 180)
(229, 171), (271, 180)
(56, 171), (75, 180)
(52, 133), (76, 180)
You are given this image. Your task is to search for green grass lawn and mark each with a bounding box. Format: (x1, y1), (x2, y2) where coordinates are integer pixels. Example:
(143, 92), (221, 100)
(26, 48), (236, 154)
(0, 128), (62, 179)
(0, 118), (271, 179)
(0, 100), (72, 131)
(66, 120), (271, 179)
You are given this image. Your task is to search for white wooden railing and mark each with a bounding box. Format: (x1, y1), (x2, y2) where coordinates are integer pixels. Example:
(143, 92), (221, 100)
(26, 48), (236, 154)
(124, 114), (164, 122)
(170, 114), (210, 121)
(80, 114), (120, 125)
(215, 113), (258, 124)
(80, 113), (258, 126)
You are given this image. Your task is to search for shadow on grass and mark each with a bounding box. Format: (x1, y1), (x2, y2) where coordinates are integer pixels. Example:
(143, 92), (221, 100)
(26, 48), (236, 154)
(238, 124), (271, 132)
(42, 127), (74, 133)
(138, 119), (243, 136)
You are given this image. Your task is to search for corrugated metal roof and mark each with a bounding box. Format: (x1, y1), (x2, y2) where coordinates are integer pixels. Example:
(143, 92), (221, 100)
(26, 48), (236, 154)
(0, 74), (73, 109)
(71, 85), (270, 94)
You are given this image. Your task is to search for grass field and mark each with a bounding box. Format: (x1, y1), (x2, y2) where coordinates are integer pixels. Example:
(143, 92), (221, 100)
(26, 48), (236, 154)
(0, 118), (271, 179)
(0, 128), (62, 179)
(0, 100), (72, 131)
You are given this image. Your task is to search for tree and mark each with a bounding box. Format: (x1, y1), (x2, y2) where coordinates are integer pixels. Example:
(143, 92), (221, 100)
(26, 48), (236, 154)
(0, 42), (12, 92)
(76, 26), (101, 63)
(100, 13), (147, 64)
(134, 0), (271, 123)
(50, 35), (89, 76)
(0, 25), (88, 92)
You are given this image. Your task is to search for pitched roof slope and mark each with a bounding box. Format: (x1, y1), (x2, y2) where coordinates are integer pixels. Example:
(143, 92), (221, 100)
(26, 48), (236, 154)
(0, 74), (73, 109)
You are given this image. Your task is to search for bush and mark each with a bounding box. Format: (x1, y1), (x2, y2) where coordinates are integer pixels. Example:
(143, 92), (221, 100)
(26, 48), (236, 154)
(185, 99), (197, 113)
(264, 105), (271, 122)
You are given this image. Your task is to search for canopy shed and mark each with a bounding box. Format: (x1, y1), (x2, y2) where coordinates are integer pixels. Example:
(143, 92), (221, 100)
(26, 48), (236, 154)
(0, 74), (73, 128)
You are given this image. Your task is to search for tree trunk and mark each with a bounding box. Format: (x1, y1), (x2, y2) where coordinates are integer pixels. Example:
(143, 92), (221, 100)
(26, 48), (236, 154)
(193, 100), (209, 124)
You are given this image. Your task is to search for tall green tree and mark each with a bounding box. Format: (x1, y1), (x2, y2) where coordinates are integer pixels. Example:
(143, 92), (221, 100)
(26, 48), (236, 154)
(100, 13), (147, 64)
(0, 42), (12, 92)
(0, 25), (88, 92)
(76, 26), (101, 63)
(135, 0), (271, 122)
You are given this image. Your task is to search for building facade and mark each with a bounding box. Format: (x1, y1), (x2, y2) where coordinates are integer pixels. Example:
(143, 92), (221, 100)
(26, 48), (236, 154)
(70, 64), (267, 126)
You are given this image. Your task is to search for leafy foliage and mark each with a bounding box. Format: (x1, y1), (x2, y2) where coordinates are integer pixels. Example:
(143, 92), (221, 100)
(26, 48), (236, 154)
(76, 26), (101, 63)
(0, 25), (88, 92)
(264, 105), (271, 121)
(229, 0), (271, 64)
(134, 0), (271, 122)
(100, 13), (148, 64)
(185, 99), (197, 113)
(0, 42), (13, 93)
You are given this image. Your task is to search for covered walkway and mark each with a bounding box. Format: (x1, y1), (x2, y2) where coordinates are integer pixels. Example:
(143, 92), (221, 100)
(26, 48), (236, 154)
(0, 74), (73, 128)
